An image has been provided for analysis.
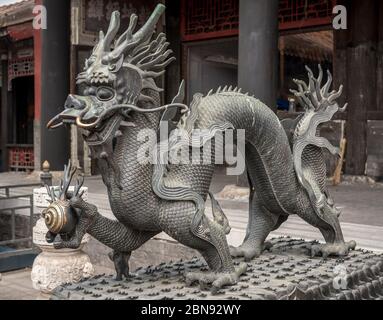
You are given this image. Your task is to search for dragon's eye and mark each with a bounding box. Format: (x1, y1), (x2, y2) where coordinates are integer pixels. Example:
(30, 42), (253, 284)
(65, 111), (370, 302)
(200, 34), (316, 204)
(96, 87), (115, 101)
(84, 87), (96, 95)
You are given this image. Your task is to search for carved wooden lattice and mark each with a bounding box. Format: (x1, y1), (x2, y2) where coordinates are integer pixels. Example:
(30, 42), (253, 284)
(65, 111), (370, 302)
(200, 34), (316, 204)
(181, 0), (336, 41)
(8, 57), (34, 89)
(83, 0), (158, 35)
(8, 57), (34, 79)
(181, 0), (239, 41)
(8, 146), (34, 171)
(279, 0), (335, 30)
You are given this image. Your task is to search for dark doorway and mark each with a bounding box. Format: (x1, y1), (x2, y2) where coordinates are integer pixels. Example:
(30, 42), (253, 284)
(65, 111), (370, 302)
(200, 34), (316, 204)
(0, 89), (2, 171)
(185, 38), (238, 103)
(4, 76), (35, 172)
(10, 76), (34, 145)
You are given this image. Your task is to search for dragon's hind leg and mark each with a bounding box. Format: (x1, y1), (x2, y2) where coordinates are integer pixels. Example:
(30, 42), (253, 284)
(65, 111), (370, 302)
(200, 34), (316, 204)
(229, 190), (286, 260)
(287, 65), (356, 258)
(294, 146), (356, 258)
(295, 193), (356, 258)
(305, 211), (356, 259)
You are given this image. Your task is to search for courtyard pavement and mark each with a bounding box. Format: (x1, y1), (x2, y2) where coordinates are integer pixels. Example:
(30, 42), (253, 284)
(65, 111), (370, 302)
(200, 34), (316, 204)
(0, 170), (383, 299)
(0, 269), (38, 300)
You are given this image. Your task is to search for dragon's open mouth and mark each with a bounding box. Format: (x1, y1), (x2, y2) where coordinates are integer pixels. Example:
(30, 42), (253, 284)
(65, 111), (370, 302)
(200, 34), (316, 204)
(48, 95), (189, 132)
(47, 94), (116, 131)
(85, 114), (123, 146)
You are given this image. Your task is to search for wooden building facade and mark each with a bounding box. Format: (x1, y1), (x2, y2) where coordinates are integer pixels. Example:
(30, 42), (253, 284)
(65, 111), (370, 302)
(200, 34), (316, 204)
(76, 0), (383, 178)
(0, 0), (35, 172)
(0, 0), (382, 179)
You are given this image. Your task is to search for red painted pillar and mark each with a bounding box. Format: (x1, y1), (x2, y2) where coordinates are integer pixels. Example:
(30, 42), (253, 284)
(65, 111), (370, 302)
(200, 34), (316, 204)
(0, 54), (9, 172)
(33, 0), (71, 171)
(33, 0), (42, 170)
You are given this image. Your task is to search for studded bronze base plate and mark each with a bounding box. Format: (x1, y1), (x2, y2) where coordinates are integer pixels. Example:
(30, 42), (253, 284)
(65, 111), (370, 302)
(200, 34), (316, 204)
(51, 237), (383, 300)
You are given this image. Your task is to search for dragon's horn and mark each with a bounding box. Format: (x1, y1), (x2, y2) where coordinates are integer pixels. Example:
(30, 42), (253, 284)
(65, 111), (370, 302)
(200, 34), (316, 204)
(108, 4), (165, 61)
(103, 11), (121, 52)
(132, 4), (165, 46)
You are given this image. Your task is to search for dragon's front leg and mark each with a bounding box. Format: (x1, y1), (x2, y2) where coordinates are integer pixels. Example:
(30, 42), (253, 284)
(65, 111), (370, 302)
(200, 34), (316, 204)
(184, 222), (247, 295)
(159, 201), (247, 293)
(108, 251), (132, 281)
(54, 197), (158, 280)
(185, 262), (247, 294)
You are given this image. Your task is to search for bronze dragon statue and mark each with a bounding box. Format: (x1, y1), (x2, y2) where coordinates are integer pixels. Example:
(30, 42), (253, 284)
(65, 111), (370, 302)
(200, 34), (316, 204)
(46, 4), (355, 292)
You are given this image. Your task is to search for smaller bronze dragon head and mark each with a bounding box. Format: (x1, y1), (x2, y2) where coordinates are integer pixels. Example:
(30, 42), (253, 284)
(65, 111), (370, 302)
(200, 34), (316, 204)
(42, 160), (84, 243)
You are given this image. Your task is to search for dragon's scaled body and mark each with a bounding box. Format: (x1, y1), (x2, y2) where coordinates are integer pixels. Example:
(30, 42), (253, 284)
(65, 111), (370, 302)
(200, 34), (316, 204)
(48, 4), (355, 291)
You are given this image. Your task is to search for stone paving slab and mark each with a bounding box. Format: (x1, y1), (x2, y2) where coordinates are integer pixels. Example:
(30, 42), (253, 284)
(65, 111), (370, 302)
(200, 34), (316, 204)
(0, 268), (39, 300)
(51, 237), (383, 300)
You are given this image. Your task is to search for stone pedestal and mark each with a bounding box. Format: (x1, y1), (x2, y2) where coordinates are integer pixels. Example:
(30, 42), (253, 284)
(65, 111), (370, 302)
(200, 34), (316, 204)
(31, 186), (94, 298)
(51, 238), (383, 300)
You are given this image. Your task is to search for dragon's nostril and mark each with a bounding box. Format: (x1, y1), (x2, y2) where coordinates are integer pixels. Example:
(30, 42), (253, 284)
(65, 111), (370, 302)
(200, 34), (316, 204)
(65, 95), (85, 110)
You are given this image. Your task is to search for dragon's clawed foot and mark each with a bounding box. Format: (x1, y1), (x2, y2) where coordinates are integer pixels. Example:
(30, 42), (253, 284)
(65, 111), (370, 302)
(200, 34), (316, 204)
(229, 241), (272, 261)
(109, 251), (131, 281)
(311, 240), (356, 259)
(53, 237), (82, 250)
(185, 263), (247, 294)
(52, 197), (97, 250)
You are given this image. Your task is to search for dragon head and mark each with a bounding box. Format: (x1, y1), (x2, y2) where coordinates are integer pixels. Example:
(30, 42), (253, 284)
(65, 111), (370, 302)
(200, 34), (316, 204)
(47, 4), (174, 138)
